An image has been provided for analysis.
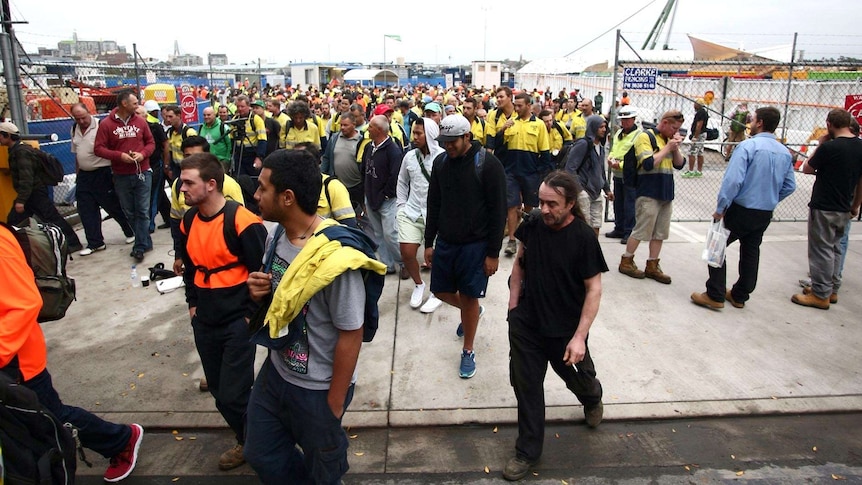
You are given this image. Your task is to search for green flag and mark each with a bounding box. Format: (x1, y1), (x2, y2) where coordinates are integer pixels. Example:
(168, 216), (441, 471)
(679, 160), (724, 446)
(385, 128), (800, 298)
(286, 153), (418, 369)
(384, 34), (402, 42)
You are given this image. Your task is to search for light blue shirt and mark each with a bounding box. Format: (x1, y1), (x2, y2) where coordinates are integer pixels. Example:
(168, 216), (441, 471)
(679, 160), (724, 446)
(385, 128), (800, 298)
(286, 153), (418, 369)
(716, 132), (796, 213)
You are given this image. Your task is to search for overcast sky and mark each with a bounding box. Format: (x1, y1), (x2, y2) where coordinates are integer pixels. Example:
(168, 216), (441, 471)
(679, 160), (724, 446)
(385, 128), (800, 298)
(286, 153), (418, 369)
(13, 0), (862, 66)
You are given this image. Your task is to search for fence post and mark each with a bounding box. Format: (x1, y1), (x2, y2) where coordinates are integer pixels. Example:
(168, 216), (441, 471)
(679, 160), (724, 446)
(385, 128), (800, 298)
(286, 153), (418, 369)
(606, 29), (622, 222)
(780, 32), (798, 142)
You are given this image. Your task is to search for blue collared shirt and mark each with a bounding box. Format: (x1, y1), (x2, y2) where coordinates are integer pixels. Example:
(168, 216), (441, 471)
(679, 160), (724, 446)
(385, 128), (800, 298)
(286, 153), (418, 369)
(716, 132), (796, 213)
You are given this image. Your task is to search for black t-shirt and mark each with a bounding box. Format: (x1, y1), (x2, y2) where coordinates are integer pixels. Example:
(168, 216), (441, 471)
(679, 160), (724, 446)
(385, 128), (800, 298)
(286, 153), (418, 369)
(515, 216), (608, 338)
(808, 136), (862, 212)
(691, 107), (708, 137)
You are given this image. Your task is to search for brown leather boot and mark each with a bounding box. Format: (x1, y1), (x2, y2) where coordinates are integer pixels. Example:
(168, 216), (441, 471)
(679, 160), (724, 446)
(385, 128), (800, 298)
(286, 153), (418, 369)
(644, 259), (671, 284)
(802, 286), (837, 304)
(791, 292), (830, 310)
(619, 255), (645, 279)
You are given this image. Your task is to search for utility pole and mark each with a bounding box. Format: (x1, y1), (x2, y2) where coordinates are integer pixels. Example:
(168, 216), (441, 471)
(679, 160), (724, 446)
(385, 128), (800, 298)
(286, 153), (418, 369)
(1, 0), (28, 133)
(133, 43), (140, 98)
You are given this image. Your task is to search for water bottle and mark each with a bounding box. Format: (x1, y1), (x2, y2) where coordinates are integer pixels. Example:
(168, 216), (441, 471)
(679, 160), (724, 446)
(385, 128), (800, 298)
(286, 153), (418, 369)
(131, 265), (140, 288)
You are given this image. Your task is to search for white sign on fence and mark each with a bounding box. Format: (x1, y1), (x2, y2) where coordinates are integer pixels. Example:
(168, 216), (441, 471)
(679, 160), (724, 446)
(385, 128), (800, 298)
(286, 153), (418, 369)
(623, 67), (657, 90)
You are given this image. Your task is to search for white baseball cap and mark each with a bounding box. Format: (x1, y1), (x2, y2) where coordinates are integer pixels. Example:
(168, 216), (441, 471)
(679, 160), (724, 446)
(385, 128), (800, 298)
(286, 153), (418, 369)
(437, 114), (471, 142)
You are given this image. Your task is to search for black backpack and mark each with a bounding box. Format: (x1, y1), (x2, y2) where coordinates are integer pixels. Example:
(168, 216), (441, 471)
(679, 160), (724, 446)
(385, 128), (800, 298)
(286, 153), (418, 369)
(20, 145), (64, 186)
(0, 370), (83, 485)
(1, 221), (76, 322)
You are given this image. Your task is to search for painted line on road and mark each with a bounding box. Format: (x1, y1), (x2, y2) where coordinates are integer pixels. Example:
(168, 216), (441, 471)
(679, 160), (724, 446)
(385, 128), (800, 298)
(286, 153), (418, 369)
(670, 222), (704, 243)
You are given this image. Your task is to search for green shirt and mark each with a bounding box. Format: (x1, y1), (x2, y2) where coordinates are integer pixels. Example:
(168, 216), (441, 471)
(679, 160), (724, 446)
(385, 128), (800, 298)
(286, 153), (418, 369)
(199, 120), (232, 162)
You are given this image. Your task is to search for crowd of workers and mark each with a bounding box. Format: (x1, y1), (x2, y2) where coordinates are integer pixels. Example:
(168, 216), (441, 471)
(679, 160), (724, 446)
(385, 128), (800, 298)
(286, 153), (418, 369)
(1, 78), (861, 484)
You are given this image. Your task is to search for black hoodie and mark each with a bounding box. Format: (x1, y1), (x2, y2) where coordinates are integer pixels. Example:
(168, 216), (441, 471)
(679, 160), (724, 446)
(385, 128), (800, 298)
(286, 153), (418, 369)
(425, 141), (507, 258)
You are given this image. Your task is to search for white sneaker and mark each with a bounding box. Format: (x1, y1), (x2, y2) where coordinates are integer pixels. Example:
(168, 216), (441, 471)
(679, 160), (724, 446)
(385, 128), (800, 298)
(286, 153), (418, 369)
(419, 295), (443, 313)
(125, 236), (136, 244)
(410, 283), (426, 309)
(79, 244), (106, 256)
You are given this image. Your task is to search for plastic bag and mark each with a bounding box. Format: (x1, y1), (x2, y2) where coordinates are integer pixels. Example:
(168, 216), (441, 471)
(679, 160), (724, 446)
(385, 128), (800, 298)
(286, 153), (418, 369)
(702, 219), (730, 268)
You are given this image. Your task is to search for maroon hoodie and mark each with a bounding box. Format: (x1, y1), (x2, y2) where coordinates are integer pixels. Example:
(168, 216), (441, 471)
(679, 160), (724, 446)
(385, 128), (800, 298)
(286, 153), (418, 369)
(94, 108), (156, 175)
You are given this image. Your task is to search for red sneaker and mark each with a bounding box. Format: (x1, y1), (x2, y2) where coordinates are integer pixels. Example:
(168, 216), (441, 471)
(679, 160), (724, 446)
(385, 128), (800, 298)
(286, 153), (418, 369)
(104, 424), (143, 482)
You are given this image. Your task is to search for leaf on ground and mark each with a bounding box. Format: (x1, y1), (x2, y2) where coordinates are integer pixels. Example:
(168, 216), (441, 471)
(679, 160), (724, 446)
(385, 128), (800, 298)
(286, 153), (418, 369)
(188, 437), (196, 440)
(562, 480), (569, 485)
(731, 454), (735, 459)
(813, 446), (818, 452)
(182, 373), (188, 377)
(832, 474), (846, 480)
(174, 436), (183, 441)
(626, 432), (634, 437)
(672, 429), (676, 433)
(354, 452), (364, 456)
(555, 433), (560, 438)
(137, 373), (145, 378)
(684, 465), (690, 471)
(349, 434), (358, 439)
(532, 472), (539, 476)
(172, 430), (179, 435)
(484, 466), (490, 474)
(129, 383), (136, 390)
(736, 471), (744, 476)
(493, 426), (498, 433)
(172, 478), (179, 482)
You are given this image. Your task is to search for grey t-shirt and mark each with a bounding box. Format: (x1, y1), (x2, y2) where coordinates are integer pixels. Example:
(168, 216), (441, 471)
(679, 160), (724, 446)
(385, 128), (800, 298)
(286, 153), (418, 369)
(332, 133), (363, 189)
(266, 228), (365, 390)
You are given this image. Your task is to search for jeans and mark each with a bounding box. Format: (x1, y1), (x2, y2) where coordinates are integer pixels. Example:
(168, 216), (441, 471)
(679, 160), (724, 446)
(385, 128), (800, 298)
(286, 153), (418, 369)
(76, 167), (133, 248)
(508, 305), (602, 462)
(839, 219), (851, 278)
(149, 166), (171, 232)
(705, 203), (773, 303)
(113, 171), (152, 253)
(807, 208), (849, 297)
(6, 186), (81, 249)
(365, 197), (401, 271)
(611, 177), (636, 236)
(192, 316), (255, 445)
(22, 369), (130, 459)
(245, 358), (354, 485)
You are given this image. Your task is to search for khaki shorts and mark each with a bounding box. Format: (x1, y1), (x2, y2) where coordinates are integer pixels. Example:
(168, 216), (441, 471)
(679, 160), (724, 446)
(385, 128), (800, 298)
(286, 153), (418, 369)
(397, 210), (425, 244)
(631, 197), (672, 241)
(577, 190), (604, 229)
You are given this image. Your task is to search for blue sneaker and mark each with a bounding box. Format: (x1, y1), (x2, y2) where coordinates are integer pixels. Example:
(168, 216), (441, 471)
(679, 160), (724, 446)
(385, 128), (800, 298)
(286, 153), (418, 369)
(456, 305), (485, 337)
(459, 350), (476, 378)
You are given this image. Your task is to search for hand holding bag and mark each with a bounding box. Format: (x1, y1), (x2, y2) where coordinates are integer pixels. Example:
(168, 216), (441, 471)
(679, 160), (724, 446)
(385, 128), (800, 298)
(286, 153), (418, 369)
(702, 219), (730, 268)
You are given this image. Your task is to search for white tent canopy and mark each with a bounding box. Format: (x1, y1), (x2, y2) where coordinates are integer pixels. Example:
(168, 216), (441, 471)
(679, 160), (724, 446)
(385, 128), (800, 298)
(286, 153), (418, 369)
(343, 69), (399, 83)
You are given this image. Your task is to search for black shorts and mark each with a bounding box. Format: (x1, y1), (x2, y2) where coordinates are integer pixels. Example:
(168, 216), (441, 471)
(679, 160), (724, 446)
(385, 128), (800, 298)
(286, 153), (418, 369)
(430, 239), (489, 298)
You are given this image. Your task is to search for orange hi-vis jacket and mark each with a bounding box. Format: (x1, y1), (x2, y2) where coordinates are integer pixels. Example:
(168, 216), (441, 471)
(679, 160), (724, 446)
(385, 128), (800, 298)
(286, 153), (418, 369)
(0, 225), (47, 381)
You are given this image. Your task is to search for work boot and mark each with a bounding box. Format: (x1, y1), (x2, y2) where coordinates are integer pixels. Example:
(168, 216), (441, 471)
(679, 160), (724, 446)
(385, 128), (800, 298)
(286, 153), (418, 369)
(802, 286), (837, 304)
(644, 259), (671, 284)
(791, 292), (830, 310)
(690, 292), (723, 310)
(618, 255), (645, 279)
(725, 291), (745, 309)
(503, 456), (535, 481)
(218, 444), (245, 470)
(584, 402), (604, 428)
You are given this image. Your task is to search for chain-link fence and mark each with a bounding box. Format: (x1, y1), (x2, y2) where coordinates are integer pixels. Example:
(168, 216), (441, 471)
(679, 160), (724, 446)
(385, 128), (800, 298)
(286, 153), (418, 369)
(519, 32), (862, 222)
(611, 32), (862, 222)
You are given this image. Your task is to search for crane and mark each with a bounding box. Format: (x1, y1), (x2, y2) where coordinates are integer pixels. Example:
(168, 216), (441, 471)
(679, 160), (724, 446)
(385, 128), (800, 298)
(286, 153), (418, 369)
(641, 0), (679, 50)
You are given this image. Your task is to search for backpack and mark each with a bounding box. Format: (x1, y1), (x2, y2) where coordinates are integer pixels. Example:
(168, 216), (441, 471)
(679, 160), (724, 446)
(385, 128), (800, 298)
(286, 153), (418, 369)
(552, 122), (572, 169)
(0, 370), (82, 485)
(20, 145), (64, 186)
(166, 124), (192, 141)
(706, 127), (720, 140)
(1, 221), (76, 323)
(438, 147), (487, 186)
(261, 223), (384, 343)
(730, 111), (748, 133)
(182, 200), (244, 283)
